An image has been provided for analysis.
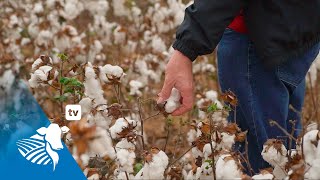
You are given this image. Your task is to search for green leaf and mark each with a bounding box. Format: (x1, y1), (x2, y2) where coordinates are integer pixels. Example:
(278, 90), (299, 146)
(63, 86), (75, 94)
(223, 105), (232, 111)
(59, 77), (83, 87)
(20, 28), (30, 38)
(134, 163), (143, 175)
(54, 95), (67, 102)
(57, 53), (68, 61)
(167, 118), (173, 125)
(207, 103), (219, 112)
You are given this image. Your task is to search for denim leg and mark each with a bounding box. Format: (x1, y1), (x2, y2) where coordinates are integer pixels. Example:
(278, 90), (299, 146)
(217, 29), (269, 172)
(287, 79), (305, 142)
(217, 29), (320, 173)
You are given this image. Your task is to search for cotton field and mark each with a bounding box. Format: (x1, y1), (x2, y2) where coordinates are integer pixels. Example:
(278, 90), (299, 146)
(1, 0), (320, 180)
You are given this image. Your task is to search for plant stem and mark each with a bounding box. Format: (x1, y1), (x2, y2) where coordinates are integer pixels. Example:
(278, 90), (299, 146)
(137, 98), (145, 150)
(163, 120), (170, 152)
(269, 120), (297, 141)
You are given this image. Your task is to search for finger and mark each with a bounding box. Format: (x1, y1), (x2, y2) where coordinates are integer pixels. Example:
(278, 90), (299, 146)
(157, 79), (175, 103)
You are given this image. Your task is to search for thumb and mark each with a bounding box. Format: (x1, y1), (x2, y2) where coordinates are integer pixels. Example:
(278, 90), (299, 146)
(157, 79), (174, 103)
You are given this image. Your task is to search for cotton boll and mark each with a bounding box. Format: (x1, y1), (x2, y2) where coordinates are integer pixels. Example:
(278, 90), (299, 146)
(205, 90), (218, 101)
(302, 130), (319, 165)
(200, 161), (213, 178)
(305, 140), (320, 180)
(59, 0), (84, 20)
(203, 142), (217, 160)
(183, 167), (202, 180)
(215, 154), (243, 179)
(191, 147), (203, 158)
(220, 132), (236, 150)
(88, 127), (115, 159)
(84, 0), (109, 16)
(103, 64), (124, 79)
(306, 122), (318, 132)
(79, 97), (93, 115)
(0, 70), (15, 93)
(142, 150), (169, 179)
(129, 80), (144, 96)
(87, 173), (99, 180)
(29, 65), (53, 88)
(261, 139), (288, 168)
(116, 139), (136, 150)
(151, 35), (167, 53)
(36, 30), (53, 47)
(109, 118), (137, 139)
(187, 129), (197, 145)
(113, 25), (126, 44)
(252, 173), (274, 180)
(165, 88), (181, 113)
(31, 56), (53, 71)
(116, 148), (136, 173)
(33, 2), (43, 13)
(165, 100), (180, 113)
(84, 63), (107, 105)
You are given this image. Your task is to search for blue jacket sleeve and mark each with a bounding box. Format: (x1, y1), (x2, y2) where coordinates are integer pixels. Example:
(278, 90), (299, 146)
(172, 0), (247, 61)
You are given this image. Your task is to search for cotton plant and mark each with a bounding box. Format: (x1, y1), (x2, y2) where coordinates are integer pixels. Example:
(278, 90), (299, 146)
(110, 118), (138, 177)
(215, 153), (245, 179)
(135, 147), (169, 179)
(261, 139), (288, 179)
(83, 62), (107, 105)
(28, 56), (59, 88)
(196, 90), (223, 119)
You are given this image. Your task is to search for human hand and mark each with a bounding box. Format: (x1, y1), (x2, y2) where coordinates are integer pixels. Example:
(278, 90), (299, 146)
(157, 50), (194, 116)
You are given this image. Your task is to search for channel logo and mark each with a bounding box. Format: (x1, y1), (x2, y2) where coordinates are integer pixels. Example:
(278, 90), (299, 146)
(16, 123), (69, 171)
(65, 104), (81, 121)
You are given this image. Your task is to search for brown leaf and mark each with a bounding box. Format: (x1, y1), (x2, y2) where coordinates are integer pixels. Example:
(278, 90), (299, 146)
(69, 118), (97, 156)
(220, 90), (238, 106)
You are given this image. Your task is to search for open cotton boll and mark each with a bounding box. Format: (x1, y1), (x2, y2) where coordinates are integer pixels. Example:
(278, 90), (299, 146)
(203, 142), (217, 160)
(165, 88), (181, 113)
(201, 161), (213, 177)
(89, 127), (115, 159)
(103, 64), (124, 78)
(129, 80), (144, 96)
(79, 97), (93, 115)
(252, 173), (274, 180)
(109, 118), (137, 139)
(187, 129), (197, 145)
(116, 148), (135, 173)
(305, 141), (320, 180)
(303, 130), (319, 164)
(191, 147), (203, 158)
(205, 90), (218, 101)
(142, 150), (169, 179)
(84, 63), (106, 105)
(183, 167), (202, 180)
(31, 56), (52, 71)
(0, 70), (15, 92)
(35, 66), (52, 80)
(220, 132), (236, 150)
(261, 139), (288, 167)
(215, 154), (243, 179)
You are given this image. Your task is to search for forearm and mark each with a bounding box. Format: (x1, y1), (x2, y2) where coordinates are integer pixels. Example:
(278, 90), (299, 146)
(173, 0), (247, 61)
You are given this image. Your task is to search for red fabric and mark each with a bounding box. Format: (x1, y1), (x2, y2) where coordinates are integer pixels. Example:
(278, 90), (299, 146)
(228, 12), (247, 34)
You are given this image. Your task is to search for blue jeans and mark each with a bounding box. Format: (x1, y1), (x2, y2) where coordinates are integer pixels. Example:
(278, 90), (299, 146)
(217, 28), (320, 172)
